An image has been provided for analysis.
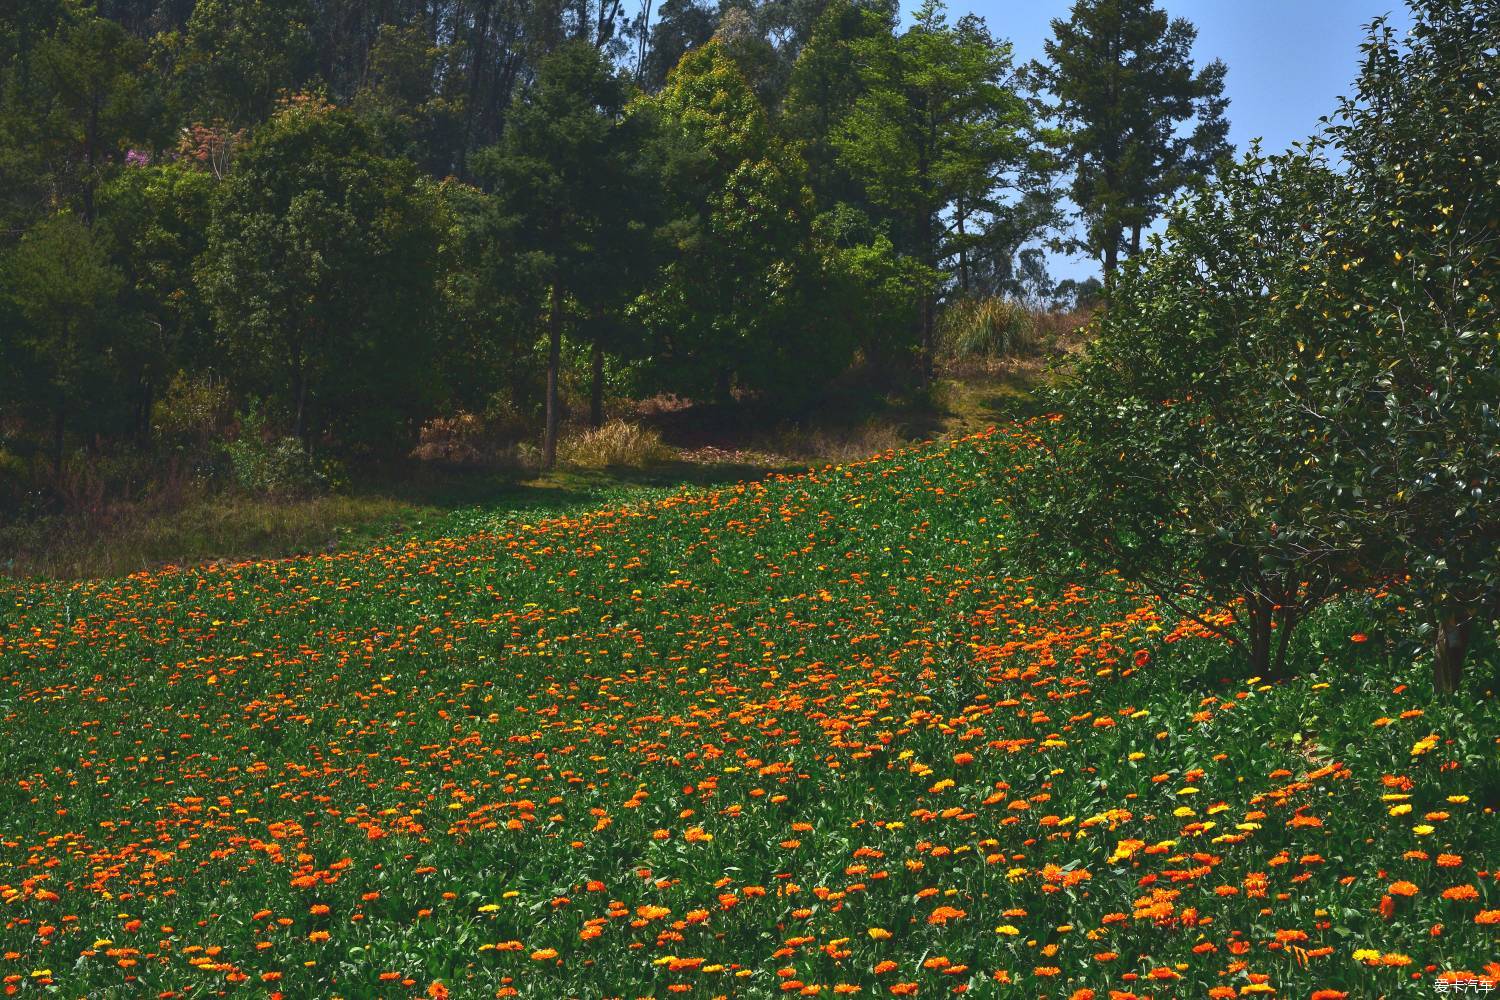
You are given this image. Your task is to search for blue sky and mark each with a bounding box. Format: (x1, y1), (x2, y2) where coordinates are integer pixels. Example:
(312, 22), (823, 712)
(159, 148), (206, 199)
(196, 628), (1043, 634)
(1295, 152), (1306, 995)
(924, 0), (1415, 284)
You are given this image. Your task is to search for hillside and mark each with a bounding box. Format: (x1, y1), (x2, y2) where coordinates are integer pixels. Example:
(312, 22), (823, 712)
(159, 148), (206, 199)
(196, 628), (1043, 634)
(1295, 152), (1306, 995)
(0, 430), (1495, 998)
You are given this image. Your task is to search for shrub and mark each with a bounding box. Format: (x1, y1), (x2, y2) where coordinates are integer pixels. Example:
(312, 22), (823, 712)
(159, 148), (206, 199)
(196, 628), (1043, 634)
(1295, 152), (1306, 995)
(939, 297), (1039, 359)
(557, 420), (670, 470)
(226, 403), (326, 497)
(151, 370), (231, 452)
(410, 412), (487, 465)
(1003, 151), (1362, 680)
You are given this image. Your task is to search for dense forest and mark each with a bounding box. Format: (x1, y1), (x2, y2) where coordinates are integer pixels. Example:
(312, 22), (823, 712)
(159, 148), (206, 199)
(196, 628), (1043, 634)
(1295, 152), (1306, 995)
(0, 0), (1229, 504)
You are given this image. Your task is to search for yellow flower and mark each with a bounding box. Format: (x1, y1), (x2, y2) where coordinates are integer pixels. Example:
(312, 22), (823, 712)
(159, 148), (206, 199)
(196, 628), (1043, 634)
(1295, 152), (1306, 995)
(995, 925), (1020, 936)
(868, 927), (891, 940)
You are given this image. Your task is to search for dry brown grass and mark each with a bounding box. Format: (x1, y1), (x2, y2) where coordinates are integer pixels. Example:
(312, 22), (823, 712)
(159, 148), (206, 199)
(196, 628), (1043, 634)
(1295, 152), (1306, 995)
(557, 420), (673, 470)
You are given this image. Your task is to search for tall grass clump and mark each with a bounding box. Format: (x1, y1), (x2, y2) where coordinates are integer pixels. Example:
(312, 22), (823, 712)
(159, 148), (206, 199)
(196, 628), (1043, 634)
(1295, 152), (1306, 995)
(939, 297), (1041, 359)
(557, 420), (671, 469)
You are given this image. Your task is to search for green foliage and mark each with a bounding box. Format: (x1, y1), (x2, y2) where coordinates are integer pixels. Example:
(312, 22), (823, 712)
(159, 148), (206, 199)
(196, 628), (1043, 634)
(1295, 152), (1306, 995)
(150, 369), (232, 451)
(3, 211), (124, 462)
(170, 0), (315, 125)
(633, 41), (835, 404)
(1311, 0), (1500, 691)
(1031, 0), (1230, 274)
(1009, 1), (1498, 693)
(825, 0), (1034, 376)
(225, 400), (326, 497)
(197, 94), (443, 448)
(1005, 152), (1359, 679)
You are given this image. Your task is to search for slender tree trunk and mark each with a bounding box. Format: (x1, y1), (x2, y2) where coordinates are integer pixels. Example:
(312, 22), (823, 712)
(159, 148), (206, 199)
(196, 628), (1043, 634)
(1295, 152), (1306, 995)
(1130, 223), (1142, 257)
(52, 401), (66, 475)
(918, 201), (935, 386)
(292, 339), (308, 445)
(1433, 611), (1471, 695)
(1245, 593), (1273, 678)
(590, 337), (604, 429)
(542, 278), (563, 470)
(956, 196), (968, 297)
(1103, 233), (1120, 279)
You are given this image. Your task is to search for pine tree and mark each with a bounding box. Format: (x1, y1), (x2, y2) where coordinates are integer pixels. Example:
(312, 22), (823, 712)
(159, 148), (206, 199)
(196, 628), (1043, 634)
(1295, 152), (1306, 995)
(1031, 0), (1229, 277)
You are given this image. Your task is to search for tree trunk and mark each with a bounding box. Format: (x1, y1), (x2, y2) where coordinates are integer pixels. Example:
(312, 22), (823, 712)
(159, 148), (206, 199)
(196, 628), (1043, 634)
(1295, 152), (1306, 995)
(1103, 232), (1120, 279)
(1130, 223), (1142, 257)
(52, 402), (66, 475)
(1433, 612), (1471, 695)
(590, 337), (604, 428)
(1245, 594), (1273, 678)
(918, 204), (935, 386)
(292, 340), (308, 445)
(956, 196), (968, 297)
(542, 279), (563, 470)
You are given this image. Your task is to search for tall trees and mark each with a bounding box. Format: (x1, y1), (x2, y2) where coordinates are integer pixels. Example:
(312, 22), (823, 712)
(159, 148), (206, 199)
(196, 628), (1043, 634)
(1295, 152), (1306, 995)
(479, 41), (639, 468)
(198, 96), (442, 446)
(831, 0), (1031, 381)
(4, 213), (124, 470)
(633, 40), (832, 405)
(1031, 0), (1229, 277)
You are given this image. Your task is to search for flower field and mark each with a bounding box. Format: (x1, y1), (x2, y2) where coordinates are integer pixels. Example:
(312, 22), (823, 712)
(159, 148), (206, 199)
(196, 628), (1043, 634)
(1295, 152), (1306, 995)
(1, 429), (1496, 998)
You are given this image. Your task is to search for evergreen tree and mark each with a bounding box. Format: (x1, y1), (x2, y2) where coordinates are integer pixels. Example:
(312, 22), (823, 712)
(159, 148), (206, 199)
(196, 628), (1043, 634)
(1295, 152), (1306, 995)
(198, 95), (442, 447)
(477, 41), (641, 468)
(832, 0), (1030, 381)
(1031, 0), (1229, 277)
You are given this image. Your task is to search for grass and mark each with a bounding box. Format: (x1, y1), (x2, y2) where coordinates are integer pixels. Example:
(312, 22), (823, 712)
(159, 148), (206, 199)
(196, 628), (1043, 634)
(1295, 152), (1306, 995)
(0, 426), (1494, 998)
(1, 371), (1045, 582)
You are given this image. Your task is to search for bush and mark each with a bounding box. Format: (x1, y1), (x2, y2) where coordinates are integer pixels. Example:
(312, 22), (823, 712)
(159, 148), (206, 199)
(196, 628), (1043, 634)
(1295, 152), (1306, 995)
(151, 370), (231, 451)
(410, 412), (488, 465)
(226, 403), (326, 497)
(557, 420), (670, 470)
(939, 297), (1040, 359)
(1003, 151), (1360, 680)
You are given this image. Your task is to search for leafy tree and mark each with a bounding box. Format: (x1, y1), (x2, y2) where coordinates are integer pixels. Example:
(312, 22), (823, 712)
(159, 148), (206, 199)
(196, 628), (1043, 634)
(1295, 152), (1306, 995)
(832, 0), (1030, 381)
(95, 159), (216, 437)
(1031, 0), (1229, 277)
(1314, 1), (1500, 692)
(3, 212), (124, 470)
(198, 95), (442, 447)
(634, 0), (718, 91)
(25, 8), (154, 222)
(1006, 152), (1360, 679)
(478, 41), (639, 468)
(632, 40), (835, 406)
(168, 0), (315, 125)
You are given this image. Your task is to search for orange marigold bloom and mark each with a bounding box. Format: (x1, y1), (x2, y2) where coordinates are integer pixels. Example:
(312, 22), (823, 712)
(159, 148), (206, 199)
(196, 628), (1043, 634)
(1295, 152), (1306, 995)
(1442, 885), (1479, 901)
(1388, 881), (1418, 897)
(926, 905), (966, 925)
